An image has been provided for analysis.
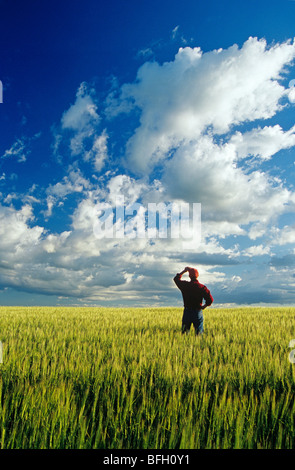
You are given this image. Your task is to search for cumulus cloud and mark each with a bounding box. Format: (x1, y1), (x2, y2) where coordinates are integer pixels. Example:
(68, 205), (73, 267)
(53, 82), (108, 172)
(0, 204), (44, 292)
(243, 244), (271, 257)
(162, 135), (293, 238)
(1, 37), (295, 305)
(270, 225), (295, 245)
(108, 37), (295, 174)
(230, 124), (295, 161)
(288, 79), (295, 102)
(104, 37), (295, 244)
(42, 166), (92, 218)
(47, 167), (92, 199)
(61, 82), (100, 132)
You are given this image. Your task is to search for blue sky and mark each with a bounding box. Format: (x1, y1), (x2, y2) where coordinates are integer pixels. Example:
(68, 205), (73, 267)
(1, 0), (295, 306)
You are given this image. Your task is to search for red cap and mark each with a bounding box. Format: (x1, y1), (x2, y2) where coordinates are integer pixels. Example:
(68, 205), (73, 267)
(188, 268), (199, 279)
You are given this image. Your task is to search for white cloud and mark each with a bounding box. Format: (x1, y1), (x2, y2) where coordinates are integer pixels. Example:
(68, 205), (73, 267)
(288, 87), (295, 103)
(136, 47), (154, 60)
(1, 133), (41, 163)
(47, 167), (91, 199)
(248, 222), (269, 240)
(172, 25), (180, 39)
(0, 204), (44, 258)
(41, 167), (92, 221)
(84, 129), (109, 172)
(2, 138), (28, 162)
(162, 135), (293, 237)
(230, 124), (295, 161)
(42, 231), (71, 254)
(42, 195), (55, 219)
(55, 82), (108, 173)
(61, 82), (100, 132)
(110, 37), (295, 174)
(2, 38), (295, 305)
(288, 79), (295, 102)
(104, 37), (295, 242)
(107, 174), (147, 205)
(270, 225), (295, 245)
(243, 244), (271, 257)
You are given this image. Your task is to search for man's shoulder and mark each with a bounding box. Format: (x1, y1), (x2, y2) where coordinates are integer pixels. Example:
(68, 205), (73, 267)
(173, 275), (189, 287)
(195, 281), (209, 291)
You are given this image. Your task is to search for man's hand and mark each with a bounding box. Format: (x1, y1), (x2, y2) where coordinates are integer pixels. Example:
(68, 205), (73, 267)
(200, 304), (207, 310)
(179, 267), (189, 275)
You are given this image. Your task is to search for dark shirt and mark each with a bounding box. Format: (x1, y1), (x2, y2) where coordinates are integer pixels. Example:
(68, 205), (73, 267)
(173, 273), (213, 309)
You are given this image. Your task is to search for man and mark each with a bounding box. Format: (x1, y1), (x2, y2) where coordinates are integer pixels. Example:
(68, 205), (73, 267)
(174, 266), (213, 335)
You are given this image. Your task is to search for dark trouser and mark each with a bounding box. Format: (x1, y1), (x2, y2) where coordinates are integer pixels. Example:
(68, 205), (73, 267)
(182, 307), (204, 335)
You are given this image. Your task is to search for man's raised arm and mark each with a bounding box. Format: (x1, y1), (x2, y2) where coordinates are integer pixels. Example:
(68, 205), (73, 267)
(173, 267), (189, 287)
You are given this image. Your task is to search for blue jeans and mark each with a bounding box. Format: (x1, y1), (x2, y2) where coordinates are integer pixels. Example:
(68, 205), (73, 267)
(182, 307), (204, 335)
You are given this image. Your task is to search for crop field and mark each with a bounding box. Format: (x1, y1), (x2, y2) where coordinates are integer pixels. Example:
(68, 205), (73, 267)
(0, 305), (295, 449)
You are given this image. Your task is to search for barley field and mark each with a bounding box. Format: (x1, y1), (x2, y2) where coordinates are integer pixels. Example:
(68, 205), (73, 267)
(0, 305), (295, 449)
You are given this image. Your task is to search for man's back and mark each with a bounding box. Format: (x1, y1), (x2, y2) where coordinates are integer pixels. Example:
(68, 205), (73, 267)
(174, 274), (213, 309)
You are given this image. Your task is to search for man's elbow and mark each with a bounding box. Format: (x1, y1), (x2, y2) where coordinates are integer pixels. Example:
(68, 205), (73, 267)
(207, 296), (213, 307)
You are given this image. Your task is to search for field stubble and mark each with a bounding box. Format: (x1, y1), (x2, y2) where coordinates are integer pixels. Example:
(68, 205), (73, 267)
(0, 306), (295, 449)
